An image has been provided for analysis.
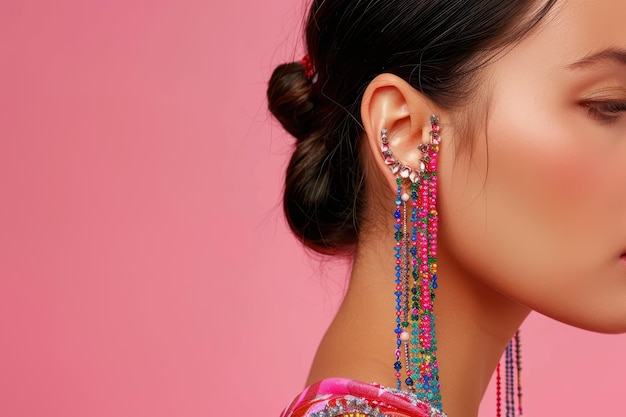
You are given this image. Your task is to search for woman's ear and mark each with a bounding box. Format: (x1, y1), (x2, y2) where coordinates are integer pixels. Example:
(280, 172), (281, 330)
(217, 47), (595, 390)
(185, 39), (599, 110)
(361, 73), (441, 191)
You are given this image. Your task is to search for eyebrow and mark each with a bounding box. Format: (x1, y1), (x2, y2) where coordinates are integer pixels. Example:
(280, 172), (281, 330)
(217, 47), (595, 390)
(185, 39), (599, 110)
(566, 47), (626, 70)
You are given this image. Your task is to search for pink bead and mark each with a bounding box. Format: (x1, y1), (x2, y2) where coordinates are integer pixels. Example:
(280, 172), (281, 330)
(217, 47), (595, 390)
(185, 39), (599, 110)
(400, 331), (410, 342)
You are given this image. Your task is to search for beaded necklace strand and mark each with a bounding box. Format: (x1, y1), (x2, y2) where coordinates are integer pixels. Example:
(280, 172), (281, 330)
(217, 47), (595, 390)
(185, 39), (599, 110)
(496, 330), (524, 417)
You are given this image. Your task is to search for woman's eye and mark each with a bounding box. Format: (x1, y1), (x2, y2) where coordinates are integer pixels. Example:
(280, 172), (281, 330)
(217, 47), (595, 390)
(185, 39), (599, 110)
(583, 100), (626, 124)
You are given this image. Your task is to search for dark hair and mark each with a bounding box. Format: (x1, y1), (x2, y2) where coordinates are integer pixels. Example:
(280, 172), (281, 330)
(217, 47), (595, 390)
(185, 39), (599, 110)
(267, 0), (557, 255)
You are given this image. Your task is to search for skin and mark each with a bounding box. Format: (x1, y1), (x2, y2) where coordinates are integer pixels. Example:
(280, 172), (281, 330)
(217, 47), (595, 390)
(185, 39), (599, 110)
(305, 1), (626, 416)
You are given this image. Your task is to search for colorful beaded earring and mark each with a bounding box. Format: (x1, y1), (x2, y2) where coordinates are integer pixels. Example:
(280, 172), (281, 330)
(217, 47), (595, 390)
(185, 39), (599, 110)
(382, 115), (442, 411)
(383, 117), (526, 417)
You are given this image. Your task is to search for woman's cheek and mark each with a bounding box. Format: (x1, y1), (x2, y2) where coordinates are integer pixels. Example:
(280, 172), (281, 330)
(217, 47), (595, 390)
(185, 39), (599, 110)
(489, 106), (598, 234)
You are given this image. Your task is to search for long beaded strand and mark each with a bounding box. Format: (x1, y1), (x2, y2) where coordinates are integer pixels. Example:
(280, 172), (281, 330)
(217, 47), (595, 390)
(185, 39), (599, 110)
(505, 340), (515, 417)
(401, 187), (413, 387)
(497, 331), (524, 417)
(496, 363), (502, 417)
(393, 172), (406, 390)
(408, 180), (419, 390)
(430, 117), (441, 398)
(424, 115), (442, 407)
(389, 126), (416, 391)
(514, 331), (523, 416)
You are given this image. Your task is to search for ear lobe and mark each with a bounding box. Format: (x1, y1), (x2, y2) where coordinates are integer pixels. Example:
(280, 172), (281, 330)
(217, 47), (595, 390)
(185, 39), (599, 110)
(361, 73), (439, 191)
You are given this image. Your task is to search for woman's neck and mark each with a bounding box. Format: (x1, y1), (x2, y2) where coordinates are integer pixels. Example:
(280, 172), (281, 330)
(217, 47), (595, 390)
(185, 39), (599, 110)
(306, 232), (530, 417)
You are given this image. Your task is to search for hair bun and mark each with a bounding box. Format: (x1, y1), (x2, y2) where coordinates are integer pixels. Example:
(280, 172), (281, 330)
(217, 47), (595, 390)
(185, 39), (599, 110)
(267, 62), (316, 141)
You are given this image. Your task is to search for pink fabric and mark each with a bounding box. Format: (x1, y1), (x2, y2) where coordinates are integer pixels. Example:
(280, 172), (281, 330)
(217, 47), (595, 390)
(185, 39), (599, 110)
(280, 378), (446, 417)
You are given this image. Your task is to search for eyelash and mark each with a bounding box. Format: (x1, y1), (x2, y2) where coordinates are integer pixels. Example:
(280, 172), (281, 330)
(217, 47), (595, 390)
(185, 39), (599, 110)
(583, 100), (626, 123)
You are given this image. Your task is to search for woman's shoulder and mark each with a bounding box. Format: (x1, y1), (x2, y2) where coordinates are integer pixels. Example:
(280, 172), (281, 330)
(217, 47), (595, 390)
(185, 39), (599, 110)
(279, 377), (446, 417)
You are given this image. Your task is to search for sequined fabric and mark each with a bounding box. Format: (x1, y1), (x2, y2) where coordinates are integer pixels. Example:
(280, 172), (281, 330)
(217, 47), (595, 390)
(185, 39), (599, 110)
(280, 378), (447, 417)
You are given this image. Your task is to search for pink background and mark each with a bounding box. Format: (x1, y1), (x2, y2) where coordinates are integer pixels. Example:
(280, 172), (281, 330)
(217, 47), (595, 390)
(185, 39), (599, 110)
(0, 1), (624, 416)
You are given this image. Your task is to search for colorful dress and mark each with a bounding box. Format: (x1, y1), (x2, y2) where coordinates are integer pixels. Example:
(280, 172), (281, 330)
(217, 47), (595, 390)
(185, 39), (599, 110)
(280, 378), (447, 417)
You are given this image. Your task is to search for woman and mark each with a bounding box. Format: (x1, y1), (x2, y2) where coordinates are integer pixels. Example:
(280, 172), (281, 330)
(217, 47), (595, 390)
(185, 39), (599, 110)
(267, 0), (626, 416)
